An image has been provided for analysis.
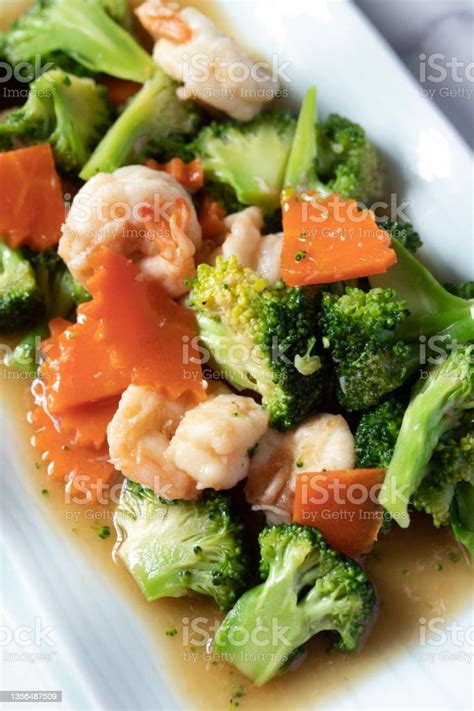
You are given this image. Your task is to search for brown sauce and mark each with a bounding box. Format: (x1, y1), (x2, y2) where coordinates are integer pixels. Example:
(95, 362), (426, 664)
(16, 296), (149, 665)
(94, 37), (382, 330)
(1, 372), (472, 710)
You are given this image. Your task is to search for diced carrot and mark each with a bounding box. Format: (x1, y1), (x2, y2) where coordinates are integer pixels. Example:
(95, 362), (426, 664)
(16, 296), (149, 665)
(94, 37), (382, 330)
(281, 192), (397, 286)
(39, 248), (205, 412)
(39, 314), (130, 413)
(293, 468), (386, 558)
(101, 76), (141, 105)
(0, 144), (64, 251)
(84, 247), (206, 401)
(31, 403), (116, 505)
(198, 197), (227, 240)
(145, 157), (204, 192)
(58, 397), (120, 448)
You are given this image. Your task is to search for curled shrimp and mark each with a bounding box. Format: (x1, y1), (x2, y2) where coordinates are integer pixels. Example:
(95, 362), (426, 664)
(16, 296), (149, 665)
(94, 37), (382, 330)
(59, 165), (202, 297)
(135, 1), (192, 42)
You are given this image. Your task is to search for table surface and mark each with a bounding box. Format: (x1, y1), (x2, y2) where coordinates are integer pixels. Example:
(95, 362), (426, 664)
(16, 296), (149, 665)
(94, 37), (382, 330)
(355, 0), (473, 148)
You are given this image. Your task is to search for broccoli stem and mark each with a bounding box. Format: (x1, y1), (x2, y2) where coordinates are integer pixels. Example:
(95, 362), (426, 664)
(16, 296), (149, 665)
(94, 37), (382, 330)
(370, 240), (474, 343)
(284, 86), (317, 191)
(379, 347), (473, 527)
(80, 69), (174, 179)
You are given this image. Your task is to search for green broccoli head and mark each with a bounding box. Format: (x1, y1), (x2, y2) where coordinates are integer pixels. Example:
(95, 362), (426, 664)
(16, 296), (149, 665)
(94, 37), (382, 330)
(355, 395), (407, 468)
(191, 257), (324, 430)
(0, 242), (44, 332)
(412, 411), (473, 527)
(380, 345), (474, 527)
(80, 68), (200, 179)
(114, 481), (251, 612)
(0, 69), (112, 173)
(315, 113), (384, 204)
(451, 481), (474, 558)
(381, 220), (422, 254)
(5, 248), (90, 372)
(444, 282), (474, 301)
(213, 523), (376, 686)
(319, 287), (418, 411)
(2, 0), (154, 82)
(190, 112), (296, 212)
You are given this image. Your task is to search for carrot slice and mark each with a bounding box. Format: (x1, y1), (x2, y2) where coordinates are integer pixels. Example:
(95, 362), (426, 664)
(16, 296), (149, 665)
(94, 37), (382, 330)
(281, 192), (397, 286)
(39, 314), (130, 413)
(31, 403), (116, 505)
(0, 144), (64, 251)
(145, 157), (204, 192)
(198, 196), (227, 240)
(102, 76), (141, 105)
(293, 468), (386, 558)
(39, 248), (205, 412)
(84, 248), (205, 400)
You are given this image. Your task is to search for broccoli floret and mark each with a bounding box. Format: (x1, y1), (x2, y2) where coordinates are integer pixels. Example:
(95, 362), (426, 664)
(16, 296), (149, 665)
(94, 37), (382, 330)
(355, 395), (406, 467)
(379, 346), (474, 527)
(283, 88), (383, 204)
(190, 112), (296, 212)
(444, 281), (474, 301)
(319, 287), (418, 411)
(213, 524), (376, 686)
(370, 239), (474, 345)
(114, 481), (251, 612)
(314, 113), (384, 204)
(80, 68), (200, 179)
(412, 412), (473, 527)
(381, 220), (422, 254)
(0, 69), (112, 173)
(451, 482), (474, 558)
(0, 242), (43, 332)
(191, 257), (324, 430)
(2, 0), (154, 82)
(5, 249), (89, 372)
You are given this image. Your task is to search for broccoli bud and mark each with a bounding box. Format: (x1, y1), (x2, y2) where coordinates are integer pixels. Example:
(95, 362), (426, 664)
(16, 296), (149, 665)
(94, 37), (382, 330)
(2, 0), (154, 82)
(213, 523), (376, 686)
(0, 69), (112, 173)
(114, 481), (251, 612)
(191, 257), (324, 430)
(190, 112), (296, 212)
(0, 242), (43, 332)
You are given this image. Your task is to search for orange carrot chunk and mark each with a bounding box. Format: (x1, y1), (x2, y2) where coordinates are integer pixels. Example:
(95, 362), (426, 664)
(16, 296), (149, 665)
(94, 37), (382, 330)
(31, 403), (116, 505)
(281, 192), (397, 286)
(0, 144), (64, 251)
(293, 468), (386, 558)
(85, 247), (206, 401)
(39, 248), (205, 412)
(145, 156), (204, 192)
(198, 197), (227, 240)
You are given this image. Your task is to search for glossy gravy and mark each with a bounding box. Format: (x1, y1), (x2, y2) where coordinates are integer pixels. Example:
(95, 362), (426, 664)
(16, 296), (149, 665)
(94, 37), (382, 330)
(1, 372), (473, 710)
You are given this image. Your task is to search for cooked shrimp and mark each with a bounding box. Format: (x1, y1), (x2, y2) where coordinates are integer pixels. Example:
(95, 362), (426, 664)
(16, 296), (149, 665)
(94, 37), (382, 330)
(59, 165), (202, 297)
(210, 206), (283, 285)
(136, 3), (279, 121)
(167, 394), (269, 490)
(245, 413), (356, 524)
(107, 384), (199, 500)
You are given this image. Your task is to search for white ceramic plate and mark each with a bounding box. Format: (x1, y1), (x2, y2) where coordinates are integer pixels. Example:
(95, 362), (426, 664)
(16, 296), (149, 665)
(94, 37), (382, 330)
(1, 1), (473, 709)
